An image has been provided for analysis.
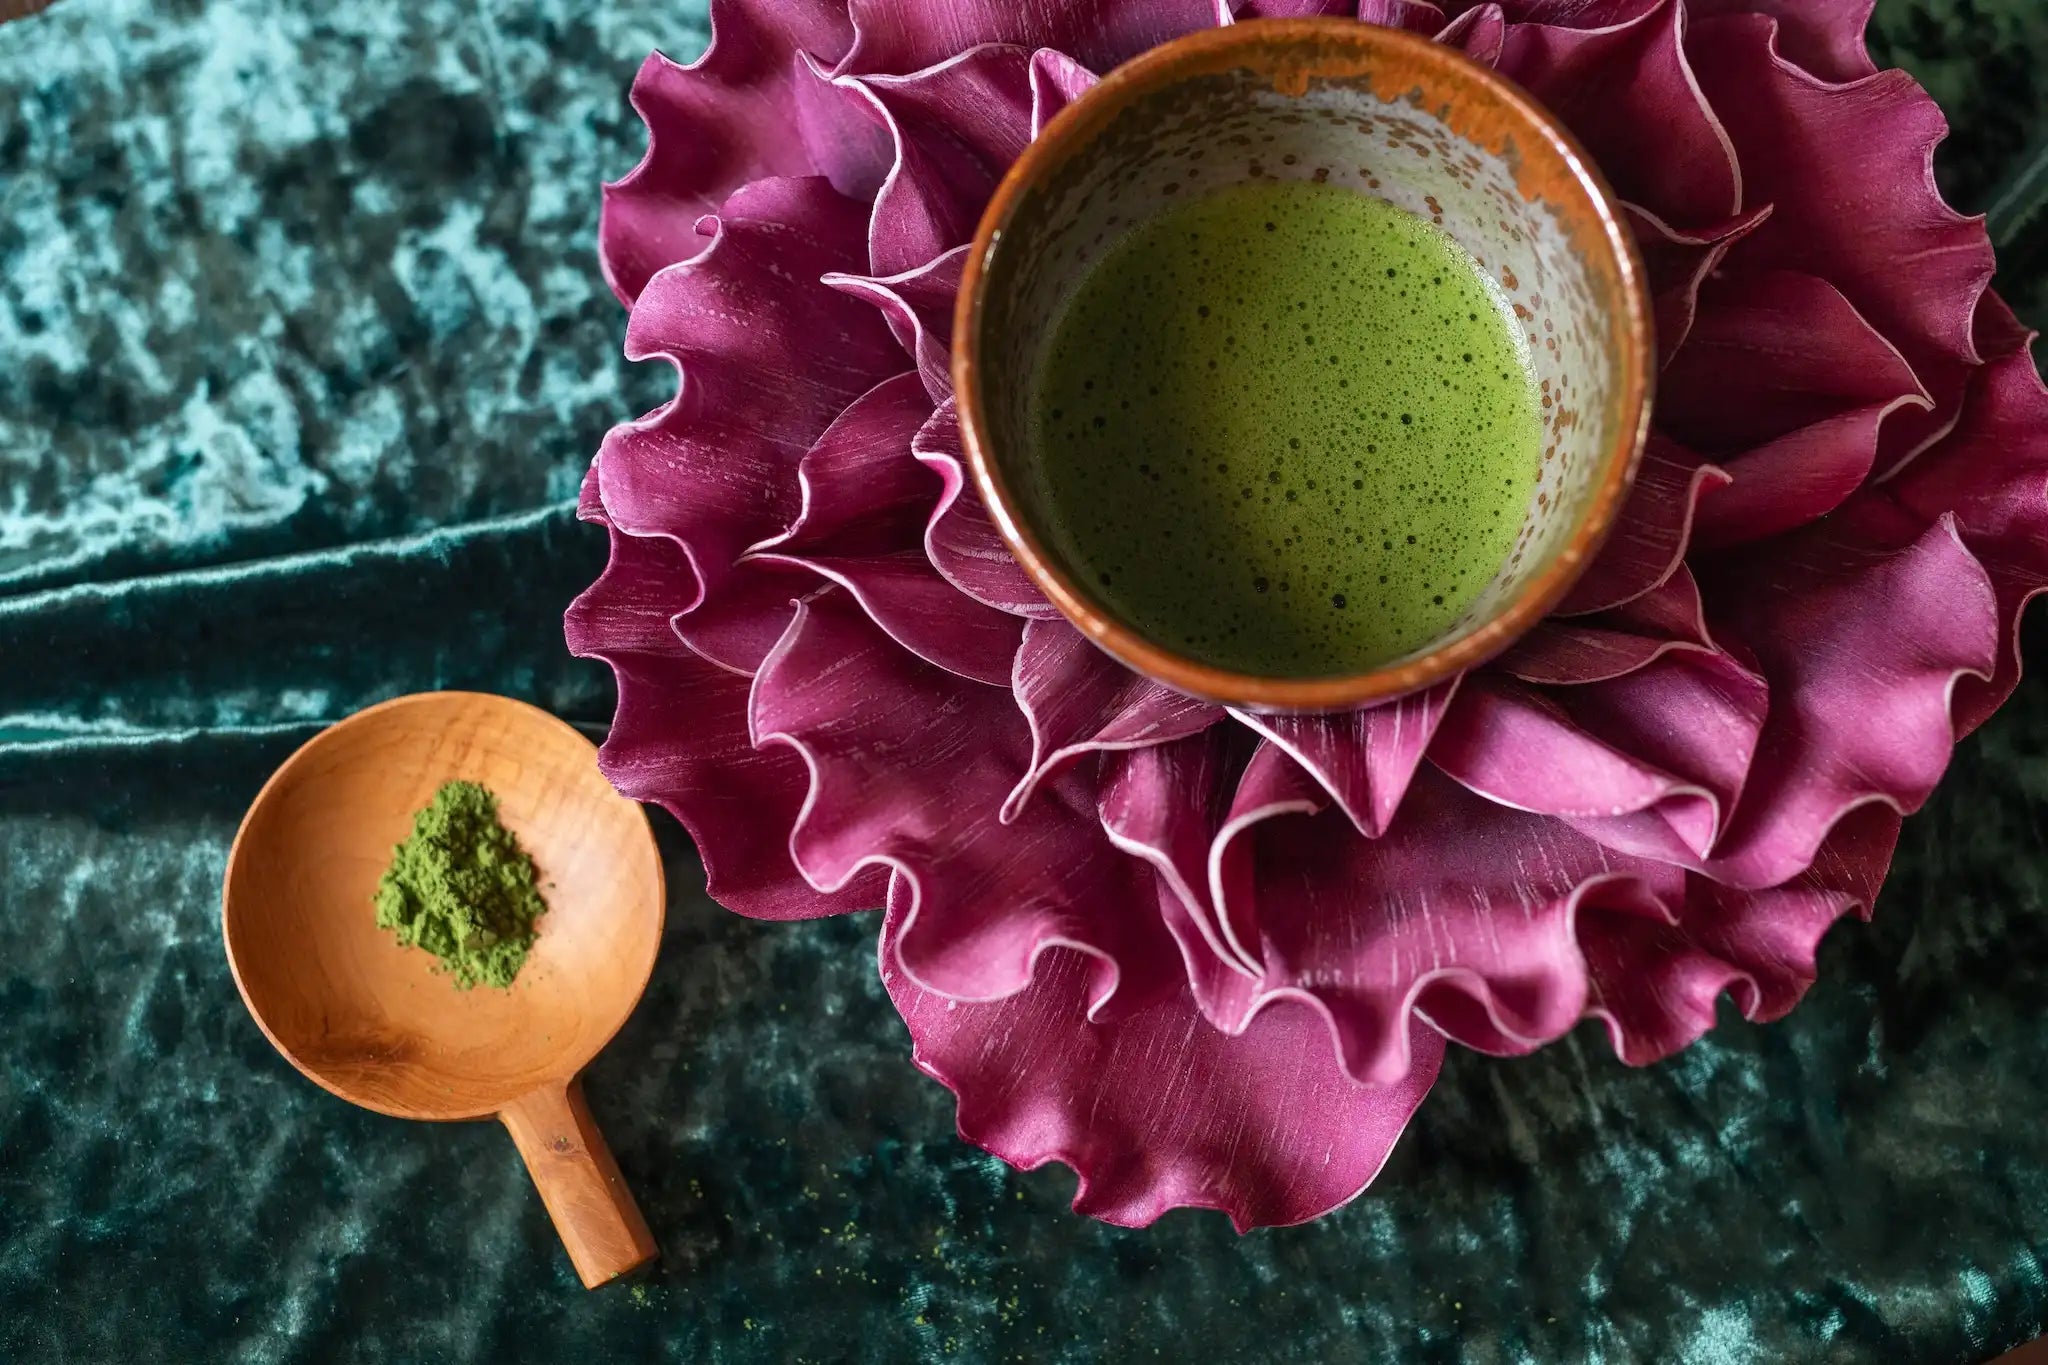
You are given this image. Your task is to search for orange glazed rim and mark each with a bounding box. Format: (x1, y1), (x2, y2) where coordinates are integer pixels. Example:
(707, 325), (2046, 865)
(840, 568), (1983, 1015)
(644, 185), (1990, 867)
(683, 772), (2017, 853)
(952, 18), (1655, 713)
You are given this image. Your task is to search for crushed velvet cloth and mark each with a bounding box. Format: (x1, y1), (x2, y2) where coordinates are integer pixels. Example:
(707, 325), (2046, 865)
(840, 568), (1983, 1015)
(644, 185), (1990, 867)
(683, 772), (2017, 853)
(2, 0), (2046, 1360)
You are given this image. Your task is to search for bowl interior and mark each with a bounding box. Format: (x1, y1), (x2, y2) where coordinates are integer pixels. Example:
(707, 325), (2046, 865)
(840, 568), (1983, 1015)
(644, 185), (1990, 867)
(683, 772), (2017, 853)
(223, 692), (664, 1120)
(962, 22), (1649, 709)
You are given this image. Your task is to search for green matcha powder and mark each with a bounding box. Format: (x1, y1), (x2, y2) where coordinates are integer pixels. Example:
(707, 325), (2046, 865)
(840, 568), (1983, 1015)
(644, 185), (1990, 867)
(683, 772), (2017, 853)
(374, 780), (546, 989)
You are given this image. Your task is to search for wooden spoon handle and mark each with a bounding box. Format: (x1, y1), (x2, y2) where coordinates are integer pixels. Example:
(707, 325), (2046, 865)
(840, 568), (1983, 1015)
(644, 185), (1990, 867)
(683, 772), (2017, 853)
(500, 1078), (657, 1288)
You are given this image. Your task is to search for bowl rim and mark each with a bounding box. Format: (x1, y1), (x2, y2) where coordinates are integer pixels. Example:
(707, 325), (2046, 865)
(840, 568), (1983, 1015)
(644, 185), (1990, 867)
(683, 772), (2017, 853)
(951, 17), (1655, 713)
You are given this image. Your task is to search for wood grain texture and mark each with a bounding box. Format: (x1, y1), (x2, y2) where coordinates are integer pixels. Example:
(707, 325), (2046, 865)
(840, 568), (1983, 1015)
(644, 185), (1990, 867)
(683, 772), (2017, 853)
(222, 692), (664, 1287)
(502, 1081), (659, 1288)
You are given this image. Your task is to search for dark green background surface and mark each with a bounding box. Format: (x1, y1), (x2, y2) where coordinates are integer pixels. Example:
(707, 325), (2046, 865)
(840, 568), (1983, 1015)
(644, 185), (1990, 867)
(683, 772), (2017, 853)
(4, 1), (2047, 1360)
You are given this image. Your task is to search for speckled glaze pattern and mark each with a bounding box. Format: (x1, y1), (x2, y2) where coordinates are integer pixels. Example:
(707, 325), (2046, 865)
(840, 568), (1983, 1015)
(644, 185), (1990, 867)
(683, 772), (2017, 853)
(961, 22), (1650, 709)
(4, 0), (2048, 1361)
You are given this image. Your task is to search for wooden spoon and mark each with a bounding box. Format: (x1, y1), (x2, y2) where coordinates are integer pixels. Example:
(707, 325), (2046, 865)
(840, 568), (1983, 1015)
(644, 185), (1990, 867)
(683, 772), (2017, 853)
(223, 691), (663, 1288)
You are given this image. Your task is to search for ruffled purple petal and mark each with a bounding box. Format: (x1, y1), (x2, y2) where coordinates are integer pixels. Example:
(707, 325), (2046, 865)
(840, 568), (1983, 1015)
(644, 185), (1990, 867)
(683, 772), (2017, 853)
(1115, 750), (1886, 1085)
(1431, 654), (1766, 864)
(1701, 509), (1998, 888)
(913, 401), (1060, 617)
(842, 0), (1217, 75)
(606, 178), (899, 563)
(1356, 0), (1450, 31)
(601, 1), (857, 303)
(1242, 767), (1684, 1082)
(667, 558), (822, 674)
(1438, 3), (1507, 64)
(1499, 623), (1680, 686)
(1973, 287), (2036, 362)
(594, 432), (815, 678)
(1208, 742), (1327, 980)
(1229, 678), (1459, 838)
(1240, 0), (1444, 27)
(1662, 269), (1930, 543)
(1698, 406), (1926, 547)
(1548, 648), (1767, 858)
(851, 48), (1036, 275)
(883, 887), (1444, 1232)
(1497, 0), (1741, 226)
(1584, 802), (1897, 1064)
(1664, 269), (1926, 451)
(825, 248), (967, 401)
(751, 550), (1023, 683)
(1096, 733), (1283, 1018)
(570, 490), (700, 662)
(599, 178), (903, 674)
(1556, 436), (1729, 614)
(1884, 340), (2048, 734)
(792, 51), (897, 200)
(751, 590), (1164, 1004)
(748, 371), (937, 558)
(1231, 0), (1356, 19)
(1623, 202), (1772, 367)
(1602, 563), (1716, 646)
(568, 520), (882, 919)
(1681, 0), (1875, 83)
(1028, 48), (1101, 134)
(1006, 618), (1223, 821)
(1685, 13), (1993, 474)
(1457, 0), (1655, 22)
(733, 363), (1017, 689)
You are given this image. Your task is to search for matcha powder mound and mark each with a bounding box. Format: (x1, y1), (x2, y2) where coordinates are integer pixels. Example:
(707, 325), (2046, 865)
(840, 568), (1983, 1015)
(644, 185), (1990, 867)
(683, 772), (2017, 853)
(374, 780), (546, 989)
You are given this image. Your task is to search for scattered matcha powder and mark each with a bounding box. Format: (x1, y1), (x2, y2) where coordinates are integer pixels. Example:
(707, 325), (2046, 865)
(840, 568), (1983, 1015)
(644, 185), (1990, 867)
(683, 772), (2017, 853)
(373, 780), (546, 989)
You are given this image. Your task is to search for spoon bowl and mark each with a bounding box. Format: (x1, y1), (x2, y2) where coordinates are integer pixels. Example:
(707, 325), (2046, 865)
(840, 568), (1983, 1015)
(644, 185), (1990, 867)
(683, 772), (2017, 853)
(223, 691), (663, 1288)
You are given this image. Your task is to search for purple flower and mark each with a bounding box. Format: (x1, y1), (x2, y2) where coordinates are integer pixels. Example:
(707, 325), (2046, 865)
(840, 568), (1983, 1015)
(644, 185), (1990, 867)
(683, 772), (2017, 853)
(570, 0), (2048, 1229)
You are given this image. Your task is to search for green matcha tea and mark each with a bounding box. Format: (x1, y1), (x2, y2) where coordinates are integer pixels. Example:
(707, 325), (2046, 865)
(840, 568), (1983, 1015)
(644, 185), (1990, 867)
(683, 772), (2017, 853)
(1031, 181), (1542, 677)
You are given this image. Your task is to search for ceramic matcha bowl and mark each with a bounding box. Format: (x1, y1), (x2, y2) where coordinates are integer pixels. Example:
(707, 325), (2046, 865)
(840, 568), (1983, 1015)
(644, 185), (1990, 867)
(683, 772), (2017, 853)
(954, 19), (1653, 712)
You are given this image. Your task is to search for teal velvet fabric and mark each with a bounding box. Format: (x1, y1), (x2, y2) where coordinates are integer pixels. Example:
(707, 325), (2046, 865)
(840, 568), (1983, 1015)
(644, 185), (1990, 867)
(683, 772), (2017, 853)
(4, 0), (2047, 1360)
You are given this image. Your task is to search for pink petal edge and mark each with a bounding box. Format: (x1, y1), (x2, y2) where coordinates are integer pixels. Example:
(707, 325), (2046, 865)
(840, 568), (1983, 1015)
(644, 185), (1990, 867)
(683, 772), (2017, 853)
(883, 875), (1447, 1232)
